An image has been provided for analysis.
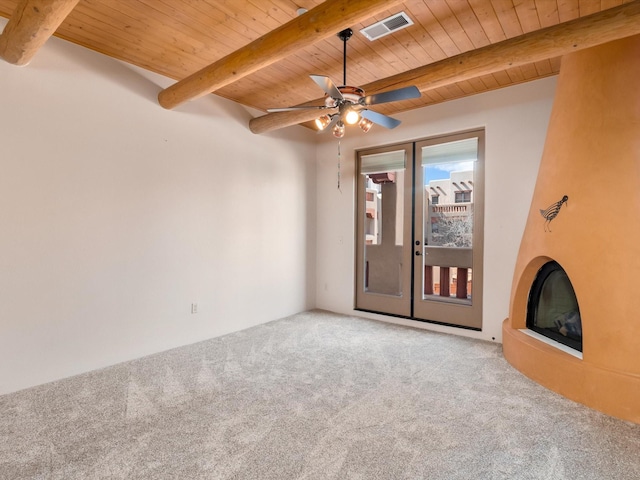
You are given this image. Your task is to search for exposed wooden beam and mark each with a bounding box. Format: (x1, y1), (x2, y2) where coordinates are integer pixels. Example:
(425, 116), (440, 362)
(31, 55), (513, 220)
(0, 0), (80, 66)
(249, 108), (338, 135)
(157, 0), (403, 110)
(249, 1), (640, 134)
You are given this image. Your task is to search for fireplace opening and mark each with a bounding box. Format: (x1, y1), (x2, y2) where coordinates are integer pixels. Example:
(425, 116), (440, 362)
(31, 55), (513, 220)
(526, 261), (582, 352)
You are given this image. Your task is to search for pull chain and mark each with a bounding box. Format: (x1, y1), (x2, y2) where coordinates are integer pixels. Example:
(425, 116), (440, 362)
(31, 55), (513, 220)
(337, 140), (342, 193)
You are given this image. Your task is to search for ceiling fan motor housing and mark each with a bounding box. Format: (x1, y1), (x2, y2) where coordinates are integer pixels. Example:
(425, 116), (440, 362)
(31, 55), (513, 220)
(324, 85), (365, 108)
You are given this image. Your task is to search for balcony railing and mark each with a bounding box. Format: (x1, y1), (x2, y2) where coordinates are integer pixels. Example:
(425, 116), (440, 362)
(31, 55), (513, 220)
(430, 203), (471, 214)
(423, 246), (472, 302)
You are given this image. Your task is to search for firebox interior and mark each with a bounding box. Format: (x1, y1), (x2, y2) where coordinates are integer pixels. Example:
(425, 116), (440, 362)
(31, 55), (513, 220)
(526, 261), (582, 352)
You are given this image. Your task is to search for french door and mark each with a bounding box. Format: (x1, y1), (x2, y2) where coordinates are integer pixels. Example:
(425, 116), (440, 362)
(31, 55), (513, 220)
(355, 130), (484, 329)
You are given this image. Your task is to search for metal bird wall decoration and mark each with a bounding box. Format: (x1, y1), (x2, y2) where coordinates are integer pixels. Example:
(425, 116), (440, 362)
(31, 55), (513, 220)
(540, 195), (568, 232)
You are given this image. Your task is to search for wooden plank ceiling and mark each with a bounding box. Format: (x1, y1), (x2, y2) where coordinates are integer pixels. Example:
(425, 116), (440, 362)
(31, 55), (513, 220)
(0, 0), (636, 131)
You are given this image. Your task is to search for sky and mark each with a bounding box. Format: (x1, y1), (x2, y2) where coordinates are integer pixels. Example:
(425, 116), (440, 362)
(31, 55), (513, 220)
(424, 160), (474, 182)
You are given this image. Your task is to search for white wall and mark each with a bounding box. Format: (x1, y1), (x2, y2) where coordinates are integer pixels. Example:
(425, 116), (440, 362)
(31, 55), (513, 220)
(0, 20), (317, 394)
(315, 77), (556, 343)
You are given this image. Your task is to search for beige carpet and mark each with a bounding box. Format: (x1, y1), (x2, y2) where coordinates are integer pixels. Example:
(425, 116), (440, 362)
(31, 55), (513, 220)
(1, 310), (639, 479)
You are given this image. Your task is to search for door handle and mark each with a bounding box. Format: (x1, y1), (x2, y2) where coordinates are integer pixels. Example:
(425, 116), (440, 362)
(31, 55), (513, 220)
(415, 251), (421, 256)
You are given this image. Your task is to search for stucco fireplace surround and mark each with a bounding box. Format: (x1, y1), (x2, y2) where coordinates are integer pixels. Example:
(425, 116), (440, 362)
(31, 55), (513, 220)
(503, 35), (640, 424)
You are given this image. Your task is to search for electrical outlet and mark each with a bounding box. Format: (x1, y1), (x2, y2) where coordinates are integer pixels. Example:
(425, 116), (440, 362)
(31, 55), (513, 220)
(191, 303), (198, 314)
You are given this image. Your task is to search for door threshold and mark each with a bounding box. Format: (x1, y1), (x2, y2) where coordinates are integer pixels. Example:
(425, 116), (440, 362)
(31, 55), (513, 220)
(354, 308), (482, 331)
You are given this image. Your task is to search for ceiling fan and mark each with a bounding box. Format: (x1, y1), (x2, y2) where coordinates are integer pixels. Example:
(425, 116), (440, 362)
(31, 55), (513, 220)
(267, 28), (421, 138)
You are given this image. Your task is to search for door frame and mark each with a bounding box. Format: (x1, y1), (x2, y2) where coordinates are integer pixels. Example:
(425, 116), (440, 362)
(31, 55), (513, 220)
(354, 129), (485, 330)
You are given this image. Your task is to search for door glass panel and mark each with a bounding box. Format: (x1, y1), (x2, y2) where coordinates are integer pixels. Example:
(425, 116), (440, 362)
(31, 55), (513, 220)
(360, 150), (405, 297)
(421, 138), (478, 305)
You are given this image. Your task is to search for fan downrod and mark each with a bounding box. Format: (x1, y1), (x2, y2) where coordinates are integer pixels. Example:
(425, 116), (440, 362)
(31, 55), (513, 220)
(337, 28), (353, 86)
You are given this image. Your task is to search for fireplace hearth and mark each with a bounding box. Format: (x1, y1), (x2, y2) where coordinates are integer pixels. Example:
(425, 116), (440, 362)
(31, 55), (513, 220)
(502, 35), (640, 424)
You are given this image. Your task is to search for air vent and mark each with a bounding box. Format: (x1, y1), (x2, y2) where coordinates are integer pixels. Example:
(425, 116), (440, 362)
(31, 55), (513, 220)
(360, 12), (413, 41)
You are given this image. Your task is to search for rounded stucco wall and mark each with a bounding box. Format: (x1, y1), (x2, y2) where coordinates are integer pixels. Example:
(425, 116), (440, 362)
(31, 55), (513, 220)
(505, 35), (640, 424)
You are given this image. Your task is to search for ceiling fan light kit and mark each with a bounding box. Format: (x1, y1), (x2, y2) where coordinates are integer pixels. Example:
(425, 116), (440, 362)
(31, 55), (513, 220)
(314, 114), (332, 130)
(358, 117), (374, 133)
(344, 109), (360, 125)
(266, 28), (421, 138)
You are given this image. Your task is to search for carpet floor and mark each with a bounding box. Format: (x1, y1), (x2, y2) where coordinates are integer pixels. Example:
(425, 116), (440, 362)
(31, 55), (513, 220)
(1, 310), (639, 479)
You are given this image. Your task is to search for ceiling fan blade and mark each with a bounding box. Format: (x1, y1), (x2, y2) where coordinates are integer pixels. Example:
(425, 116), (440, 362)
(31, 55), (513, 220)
(359, 85), (421, 106)
(360, 109), (402, 129)
(266, 105), (328, 113)
(310, 74), (344, 100)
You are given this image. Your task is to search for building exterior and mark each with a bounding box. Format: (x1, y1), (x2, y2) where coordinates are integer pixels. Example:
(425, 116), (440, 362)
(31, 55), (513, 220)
(425, 170), (474, 248)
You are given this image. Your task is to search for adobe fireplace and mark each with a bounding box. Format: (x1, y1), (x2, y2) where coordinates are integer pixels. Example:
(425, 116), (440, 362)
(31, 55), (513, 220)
(503, 35), (640, 424)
